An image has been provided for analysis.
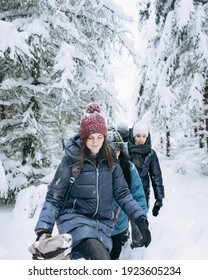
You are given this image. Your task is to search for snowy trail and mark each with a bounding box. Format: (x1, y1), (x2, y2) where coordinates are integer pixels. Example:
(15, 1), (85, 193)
(0, 156), (208, 260)
(121, 157), (208, 260)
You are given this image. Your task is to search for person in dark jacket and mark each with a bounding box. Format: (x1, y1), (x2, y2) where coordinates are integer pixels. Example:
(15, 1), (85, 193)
(33, 103), (151, 260)
(128, 121), (165, 216)
(108, 129), (148, 259)
(117, 122), (130, 143)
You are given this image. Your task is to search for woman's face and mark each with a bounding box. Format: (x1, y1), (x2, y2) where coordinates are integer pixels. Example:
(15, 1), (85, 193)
(134, 133), (147, 145)
(86, 133), (104, 155)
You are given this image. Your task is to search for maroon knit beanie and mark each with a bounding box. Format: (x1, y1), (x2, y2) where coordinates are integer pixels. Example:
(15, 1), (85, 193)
(79, 102), (108, 140)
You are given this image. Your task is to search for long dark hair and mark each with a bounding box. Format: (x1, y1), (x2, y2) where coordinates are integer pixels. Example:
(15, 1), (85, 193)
(80, 137), (115, 169)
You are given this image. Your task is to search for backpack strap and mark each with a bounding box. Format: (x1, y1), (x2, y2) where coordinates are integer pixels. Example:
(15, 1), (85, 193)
(60, 162), (81, 214)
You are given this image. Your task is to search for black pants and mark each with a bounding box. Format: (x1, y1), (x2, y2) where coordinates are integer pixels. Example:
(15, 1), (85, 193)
(110, 229), (129, 260)
(73, 238), (111, 260)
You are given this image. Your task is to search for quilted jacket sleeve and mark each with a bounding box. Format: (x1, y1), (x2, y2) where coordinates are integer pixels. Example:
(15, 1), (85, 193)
(149, 150), (165, 200)
(35, 155), (71, 233)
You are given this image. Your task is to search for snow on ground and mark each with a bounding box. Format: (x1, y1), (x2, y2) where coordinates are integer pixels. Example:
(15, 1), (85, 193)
(121, 155), (208, 260)
(0, 150), (208, 260)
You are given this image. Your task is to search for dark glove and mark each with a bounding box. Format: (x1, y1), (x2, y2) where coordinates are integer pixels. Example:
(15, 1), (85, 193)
(135, 216), (151, 248)
(152, 199), (163, 217)
(130, 221), (144, 249)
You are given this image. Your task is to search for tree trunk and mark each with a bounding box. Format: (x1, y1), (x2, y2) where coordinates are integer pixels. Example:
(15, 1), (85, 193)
(204, 86), (208, 152)
(199, 118), (204, 149)
(166, 126), (170, 157)
(160, 132), (163, 149)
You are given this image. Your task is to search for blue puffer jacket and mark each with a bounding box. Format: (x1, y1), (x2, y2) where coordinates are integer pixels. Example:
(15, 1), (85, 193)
(35, 137), (146, 251)
(112, 162), (148, 236)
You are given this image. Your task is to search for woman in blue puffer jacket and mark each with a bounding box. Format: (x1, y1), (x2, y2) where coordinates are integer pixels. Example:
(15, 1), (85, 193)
(108, 129), (148, 259)
(34, 103), (151, 260)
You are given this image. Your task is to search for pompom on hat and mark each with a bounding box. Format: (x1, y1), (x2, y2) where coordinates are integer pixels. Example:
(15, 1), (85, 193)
(133, 121), (149, 137)
(79, 102), (108, 139)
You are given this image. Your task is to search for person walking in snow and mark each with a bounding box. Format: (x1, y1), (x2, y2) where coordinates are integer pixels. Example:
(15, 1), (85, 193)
(108, 128), (148, 259)
(32, 103), (151, 260)
(117, 122), (130, 143)
(128, 121), (165, 216)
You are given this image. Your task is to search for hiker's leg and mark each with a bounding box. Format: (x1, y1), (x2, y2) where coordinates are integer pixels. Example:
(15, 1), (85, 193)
(110, 229), (129, 260)
(74, 238), (111, 260)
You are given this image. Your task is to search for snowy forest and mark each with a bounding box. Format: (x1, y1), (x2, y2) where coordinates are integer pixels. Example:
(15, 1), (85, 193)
(0, 0), (208, 261)
(0, 0), (132, 202)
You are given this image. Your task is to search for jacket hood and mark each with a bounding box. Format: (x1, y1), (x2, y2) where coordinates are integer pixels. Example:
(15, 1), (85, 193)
(65, 134), (82, 165)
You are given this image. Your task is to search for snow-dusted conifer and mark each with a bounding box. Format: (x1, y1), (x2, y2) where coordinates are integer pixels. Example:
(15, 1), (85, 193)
(135, 0), (208, 153)
(0, 0), (132, 201)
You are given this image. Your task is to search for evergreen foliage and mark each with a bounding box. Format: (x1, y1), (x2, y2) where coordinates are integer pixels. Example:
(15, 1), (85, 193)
(0, 0), (131, 202)
(135, 0), (208, 149)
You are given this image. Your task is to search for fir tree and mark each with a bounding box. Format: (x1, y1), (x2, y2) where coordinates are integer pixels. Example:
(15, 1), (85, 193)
(0, 0), (133, 202)
(135, 0), (208, 154)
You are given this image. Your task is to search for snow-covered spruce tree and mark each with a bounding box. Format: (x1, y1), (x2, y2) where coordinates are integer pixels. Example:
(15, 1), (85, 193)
(134, 0), (208, 155)
(0, 0), (132, 202)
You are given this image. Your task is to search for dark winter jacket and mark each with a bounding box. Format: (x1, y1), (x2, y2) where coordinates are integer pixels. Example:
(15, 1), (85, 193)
(128, 131), (165, 206)
(35, 136), (146, 251)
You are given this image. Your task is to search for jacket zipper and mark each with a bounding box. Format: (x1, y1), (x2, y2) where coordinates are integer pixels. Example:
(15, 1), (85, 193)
(71, 198), (76, 213)
(83, 159), (101, 218)
(92, 167), (99, 218)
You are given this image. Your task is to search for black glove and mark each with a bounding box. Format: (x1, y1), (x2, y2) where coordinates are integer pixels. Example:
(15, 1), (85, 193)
(152, 199), (163, 217)
(135, 216), (151, 248)
(130, 221), (144, 249)
(36, 229), (51, 241)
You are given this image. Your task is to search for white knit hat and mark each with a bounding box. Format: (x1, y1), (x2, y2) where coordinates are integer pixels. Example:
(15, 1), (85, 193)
(133, 121), (149, 137)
